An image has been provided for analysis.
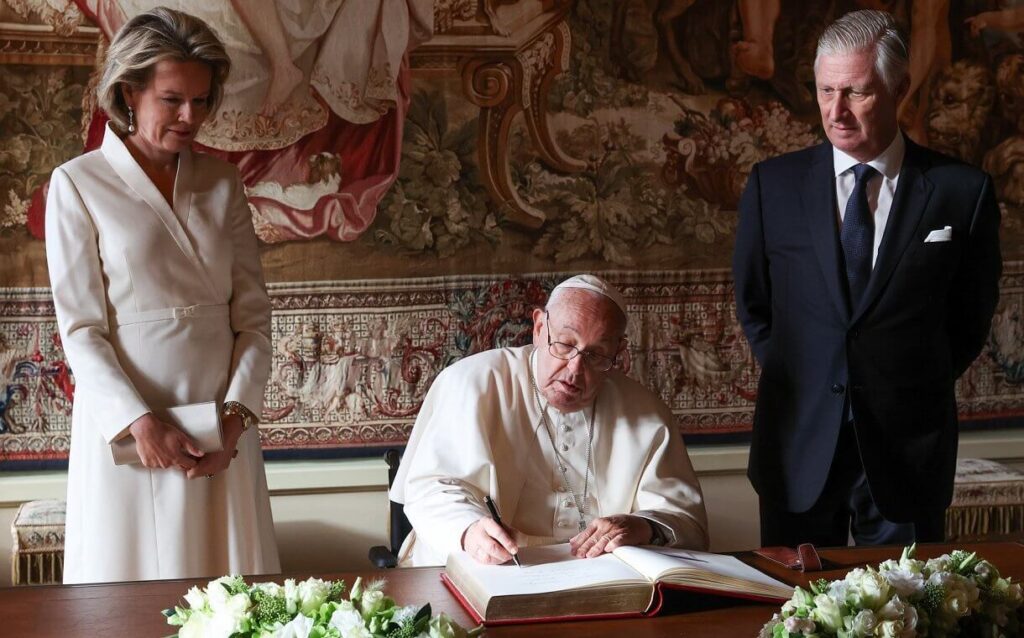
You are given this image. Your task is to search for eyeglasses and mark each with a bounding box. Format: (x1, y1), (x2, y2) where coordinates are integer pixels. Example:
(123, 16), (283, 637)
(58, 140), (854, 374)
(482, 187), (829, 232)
(544, 311), (617, 372)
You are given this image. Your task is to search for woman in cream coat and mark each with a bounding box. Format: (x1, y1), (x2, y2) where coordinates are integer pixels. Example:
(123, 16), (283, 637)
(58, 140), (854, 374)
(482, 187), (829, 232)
(45, 8), (279, 583)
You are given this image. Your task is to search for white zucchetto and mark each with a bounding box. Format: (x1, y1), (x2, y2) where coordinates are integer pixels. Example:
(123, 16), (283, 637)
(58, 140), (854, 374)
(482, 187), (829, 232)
(550, 274), (627, 317)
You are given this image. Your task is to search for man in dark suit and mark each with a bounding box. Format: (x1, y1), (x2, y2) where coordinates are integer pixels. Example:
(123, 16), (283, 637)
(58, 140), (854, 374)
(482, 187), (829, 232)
(733, 9), (1002, 547)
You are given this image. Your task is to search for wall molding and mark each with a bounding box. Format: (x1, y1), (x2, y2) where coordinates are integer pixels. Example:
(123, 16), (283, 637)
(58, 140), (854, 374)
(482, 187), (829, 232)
(2, 431), (1022, 508)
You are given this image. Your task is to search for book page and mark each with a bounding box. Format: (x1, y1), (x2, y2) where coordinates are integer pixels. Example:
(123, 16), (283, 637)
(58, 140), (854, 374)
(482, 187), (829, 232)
(612, 545), (793, 598)
(448, 543), (648, 597)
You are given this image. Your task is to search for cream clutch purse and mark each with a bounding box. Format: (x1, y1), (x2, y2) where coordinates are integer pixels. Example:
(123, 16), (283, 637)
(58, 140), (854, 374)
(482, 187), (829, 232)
(111, 401), (224, 466)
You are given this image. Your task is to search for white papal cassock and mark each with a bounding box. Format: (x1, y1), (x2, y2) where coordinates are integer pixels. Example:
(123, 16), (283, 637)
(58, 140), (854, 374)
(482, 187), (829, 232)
(391, 345), (709, 566)
(45, 125), (280, 583)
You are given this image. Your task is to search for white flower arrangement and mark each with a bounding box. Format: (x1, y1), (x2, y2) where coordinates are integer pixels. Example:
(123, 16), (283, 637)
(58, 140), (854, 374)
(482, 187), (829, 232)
(760, 545), (1023, 638)
(164, 575), (483, 638)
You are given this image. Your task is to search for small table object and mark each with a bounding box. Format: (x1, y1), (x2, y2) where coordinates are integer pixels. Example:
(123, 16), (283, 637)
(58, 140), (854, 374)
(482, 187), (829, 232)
(947, 458), (1024, 542)
(10, 499), (65, 585)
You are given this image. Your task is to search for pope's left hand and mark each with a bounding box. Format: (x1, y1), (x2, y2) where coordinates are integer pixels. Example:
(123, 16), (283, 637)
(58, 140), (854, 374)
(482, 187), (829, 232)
(569, 514), (654, 558)
(186, 414), (244, 480)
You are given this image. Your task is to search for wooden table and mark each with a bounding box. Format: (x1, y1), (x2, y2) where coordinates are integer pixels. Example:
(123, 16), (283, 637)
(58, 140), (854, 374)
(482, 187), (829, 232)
(5, 543), (1023, 637)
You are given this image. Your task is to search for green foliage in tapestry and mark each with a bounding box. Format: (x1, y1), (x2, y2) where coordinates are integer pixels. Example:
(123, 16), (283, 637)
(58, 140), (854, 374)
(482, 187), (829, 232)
(0, 66), (87, 232)
(375, 90), (500, 257)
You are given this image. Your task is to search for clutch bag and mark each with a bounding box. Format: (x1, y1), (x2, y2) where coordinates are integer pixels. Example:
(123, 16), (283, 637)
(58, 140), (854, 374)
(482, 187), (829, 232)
(111, 401), (223, 466)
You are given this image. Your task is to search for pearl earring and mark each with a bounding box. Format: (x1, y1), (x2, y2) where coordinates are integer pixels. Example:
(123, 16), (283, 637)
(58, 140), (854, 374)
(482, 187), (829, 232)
(127, 107), (136, 134)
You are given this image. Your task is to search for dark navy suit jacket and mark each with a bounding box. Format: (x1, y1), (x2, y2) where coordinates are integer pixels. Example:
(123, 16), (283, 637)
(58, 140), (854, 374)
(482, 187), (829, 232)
(733, 138), (1002, 521)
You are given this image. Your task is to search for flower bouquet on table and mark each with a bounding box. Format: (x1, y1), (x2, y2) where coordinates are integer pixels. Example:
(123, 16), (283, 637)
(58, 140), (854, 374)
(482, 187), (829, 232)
(164, 575), (484, 638)
(759, 545), (1024, 638)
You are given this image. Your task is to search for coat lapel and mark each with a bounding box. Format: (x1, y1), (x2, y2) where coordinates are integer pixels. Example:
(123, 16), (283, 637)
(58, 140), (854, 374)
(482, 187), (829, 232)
(800, 142), (851, 320)
(100, 125), (218, 297)
(851, 138), (934, 323)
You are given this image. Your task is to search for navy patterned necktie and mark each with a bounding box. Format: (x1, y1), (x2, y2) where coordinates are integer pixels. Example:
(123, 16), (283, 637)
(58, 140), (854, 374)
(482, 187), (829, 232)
(840, 164), (878, 308)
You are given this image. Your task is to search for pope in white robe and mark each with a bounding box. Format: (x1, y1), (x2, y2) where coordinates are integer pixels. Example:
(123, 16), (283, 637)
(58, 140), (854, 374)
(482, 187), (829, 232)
(45, 123), (280, 583)
(391, 275), (709, 567)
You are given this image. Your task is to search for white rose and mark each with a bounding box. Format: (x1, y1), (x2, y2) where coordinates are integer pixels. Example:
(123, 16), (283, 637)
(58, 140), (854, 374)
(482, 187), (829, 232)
(297, 577), (331, 615)
(329, 602), (368, 636)
(179, 610), (214, 638)
(360, 589), (386, 617)
(883, 568), (925, 599)
(925, 557), (951, 574)
(270, 613), (314, 638)
(877, 597), (905, 621)
(853, 570), (891, 610)
(184, 586), (208, 610)
(878, 619), (903, 638)
(847, 610), (877, 637)
(810, 594), (844, 632)
(206, 578), (234, 608)
(208, 592), (250, 636)
(206, 609), (244, 638)
(827, 579), (851, 602)
(901, 604), (918, 638)
(328, 605), (373, 638)
(943, 586), (973, 618)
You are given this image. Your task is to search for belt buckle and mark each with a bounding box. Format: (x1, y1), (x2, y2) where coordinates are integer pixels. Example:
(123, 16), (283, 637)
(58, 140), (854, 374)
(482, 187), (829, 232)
(173, 305), (197, 319)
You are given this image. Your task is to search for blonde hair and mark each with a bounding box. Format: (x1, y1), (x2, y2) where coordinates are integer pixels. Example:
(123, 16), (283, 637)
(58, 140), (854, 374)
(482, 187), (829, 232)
(97, 7), (230, 133)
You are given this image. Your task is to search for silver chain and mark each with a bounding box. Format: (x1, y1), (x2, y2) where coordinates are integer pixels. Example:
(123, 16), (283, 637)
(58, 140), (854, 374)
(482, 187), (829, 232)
(529, 350), (595, 533)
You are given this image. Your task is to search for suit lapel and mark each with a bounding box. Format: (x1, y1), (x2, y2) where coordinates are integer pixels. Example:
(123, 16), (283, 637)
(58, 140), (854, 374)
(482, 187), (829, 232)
(800, 142), (851, 320)
(100, 126), (219, 297)
(851, 138), (934, 323)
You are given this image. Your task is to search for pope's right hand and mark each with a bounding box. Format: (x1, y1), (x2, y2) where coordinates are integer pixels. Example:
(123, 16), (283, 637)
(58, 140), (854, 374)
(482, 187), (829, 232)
(462, 517), (519, 565)
(127, 412), (204, 470)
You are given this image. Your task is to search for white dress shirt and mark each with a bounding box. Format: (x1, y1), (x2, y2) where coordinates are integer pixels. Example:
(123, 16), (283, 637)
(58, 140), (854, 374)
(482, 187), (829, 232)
(833, 132), (905, 267)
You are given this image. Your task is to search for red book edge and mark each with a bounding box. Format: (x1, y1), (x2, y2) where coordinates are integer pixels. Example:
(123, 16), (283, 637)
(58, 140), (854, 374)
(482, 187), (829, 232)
(440, 572), (656, 626)
(439, 572), (790, 626)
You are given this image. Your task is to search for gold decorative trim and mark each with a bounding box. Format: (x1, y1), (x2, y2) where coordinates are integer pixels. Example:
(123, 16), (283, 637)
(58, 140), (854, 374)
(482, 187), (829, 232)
(0, 22), (100, 66)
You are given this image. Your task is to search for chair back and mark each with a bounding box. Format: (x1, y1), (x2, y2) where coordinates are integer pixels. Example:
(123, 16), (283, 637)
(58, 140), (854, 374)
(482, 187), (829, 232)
(368, 448), (413, 568)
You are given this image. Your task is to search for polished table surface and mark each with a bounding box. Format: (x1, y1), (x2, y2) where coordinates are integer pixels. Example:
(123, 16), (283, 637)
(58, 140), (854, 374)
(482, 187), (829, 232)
(5, 542), (1023, 637)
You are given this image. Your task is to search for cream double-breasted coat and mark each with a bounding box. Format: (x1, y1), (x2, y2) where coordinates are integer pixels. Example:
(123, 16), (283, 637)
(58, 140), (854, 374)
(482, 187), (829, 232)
(45, 125), (280, 583)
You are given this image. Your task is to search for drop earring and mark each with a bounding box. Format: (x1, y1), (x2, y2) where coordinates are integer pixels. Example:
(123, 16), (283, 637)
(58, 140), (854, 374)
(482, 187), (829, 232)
(127, 107), (136, 134)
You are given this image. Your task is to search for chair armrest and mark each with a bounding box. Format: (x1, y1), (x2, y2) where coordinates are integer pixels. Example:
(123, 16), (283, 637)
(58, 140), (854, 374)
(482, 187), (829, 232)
(368, 545), (399, 569)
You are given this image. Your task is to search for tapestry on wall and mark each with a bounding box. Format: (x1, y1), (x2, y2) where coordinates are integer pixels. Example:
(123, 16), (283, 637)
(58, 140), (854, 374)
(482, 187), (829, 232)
(1, 0), (1023, 468)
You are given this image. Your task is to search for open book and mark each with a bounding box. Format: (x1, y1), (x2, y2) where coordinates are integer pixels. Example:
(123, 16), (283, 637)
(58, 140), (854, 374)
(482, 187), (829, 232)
(442, 543), (793, 625)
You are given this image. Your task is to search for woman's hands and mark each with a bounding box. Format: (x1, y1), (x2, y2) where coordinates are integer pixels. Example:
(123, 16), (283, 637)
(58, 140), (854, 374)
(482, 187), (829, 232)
(128, 412), (204, 470)
(128, 412), (246, 479)
(185, 414), (245, 480)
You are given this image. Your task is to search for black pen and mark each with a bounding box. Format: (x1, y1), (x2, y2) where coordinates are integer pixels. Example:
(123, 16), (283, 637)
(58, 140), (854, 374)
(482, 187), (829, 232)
(484, 495), (522, 567)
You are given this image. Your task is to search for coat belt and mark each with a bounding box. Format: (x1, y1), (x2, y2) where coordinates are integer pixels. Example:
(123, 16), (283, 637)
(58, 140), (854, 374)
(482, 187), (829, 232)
(111, 304), (229, 326)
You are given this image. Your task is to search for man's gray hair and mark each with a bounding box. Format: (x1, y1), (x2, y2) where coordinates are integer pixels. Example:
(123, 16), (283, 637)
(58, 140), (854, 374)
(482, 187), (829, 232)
(97, 7), (230, 134)
(815, 10), (909, 96)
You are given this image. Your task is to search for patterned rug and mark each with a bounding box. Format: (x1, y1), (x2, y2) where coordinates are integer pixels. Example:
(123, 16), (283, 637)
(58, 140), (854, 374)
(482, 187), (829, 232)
(2, 267), (1024, 468)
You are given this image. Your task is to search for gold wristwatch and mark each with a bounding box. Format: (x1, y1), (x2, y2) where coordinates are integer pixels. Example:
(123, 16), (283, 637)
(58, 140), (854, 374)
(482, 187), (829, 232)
(221, 401), (258, 431)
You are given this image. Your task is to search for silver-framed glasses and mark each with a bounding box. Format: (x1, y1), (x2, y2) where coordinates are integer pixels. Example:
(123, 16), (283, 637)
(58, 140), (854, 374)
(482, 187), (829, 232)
(544, 310), (617, 372)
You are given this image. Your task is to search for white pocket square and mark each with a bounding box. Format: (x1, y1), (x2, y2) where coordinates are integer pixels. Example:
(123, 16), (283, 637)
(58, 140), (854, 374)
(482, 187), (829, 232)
(924, 226), (953, 243)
